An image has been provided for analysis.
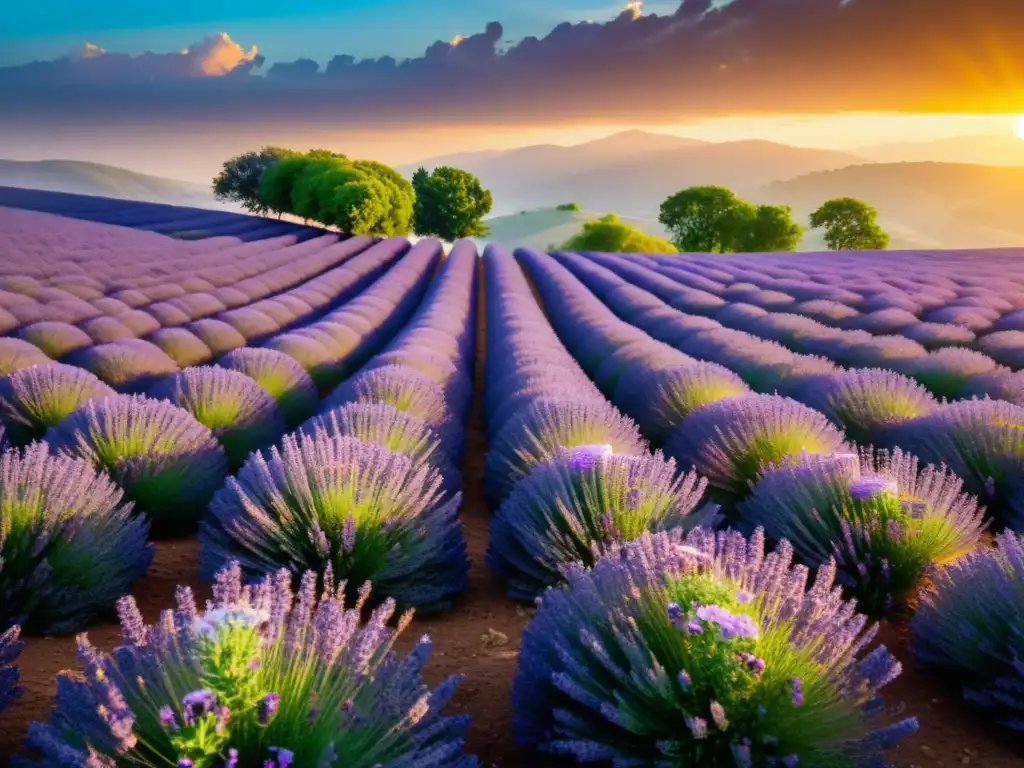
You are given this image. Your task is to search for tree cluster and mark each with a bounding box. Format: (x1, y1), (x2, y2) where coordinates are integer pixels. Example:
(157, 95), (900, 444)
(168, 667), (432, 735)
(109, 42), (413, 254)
(213, 150), (493, 240)
(558, 213), (676, 254)
(657, 185), (888, 253)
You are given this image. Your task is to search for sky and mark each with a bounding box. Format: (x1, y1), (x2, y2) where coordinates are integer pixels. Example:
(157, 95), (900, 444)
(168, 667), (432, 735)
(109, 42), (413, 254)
(1, 0), (1024, 182)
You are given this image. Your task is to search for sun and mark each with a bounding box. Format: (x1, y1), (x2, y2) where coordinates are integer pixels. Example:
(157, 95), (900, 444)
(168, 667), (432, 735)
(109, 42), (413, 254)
(1014, 114), (1024, 139)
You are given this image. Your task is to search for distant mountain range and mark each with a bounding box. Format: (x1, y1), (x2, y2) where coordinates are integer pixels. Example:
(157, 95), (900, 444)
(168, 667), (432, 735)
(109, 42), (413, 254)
(6, 129), (1024, 251)
(0, 160), (228, 208)
(402, 131), (863, 217)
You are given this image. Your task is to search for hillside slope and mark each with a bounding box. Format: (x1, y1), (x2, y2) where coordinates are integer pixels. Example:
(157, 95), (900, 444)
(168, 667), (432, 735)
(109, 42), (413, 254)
(758, 162), (1024, 249)
(404, 131), (862, 217)
(476, 207), (670, 251)
(0, 159), (224, 207)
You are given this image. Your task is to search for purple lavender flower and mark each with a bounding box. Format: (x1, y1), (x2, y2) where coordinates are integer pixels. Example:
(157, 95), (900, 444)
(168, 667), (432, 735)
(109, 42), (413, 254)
(847, 474), (898, 501)
(159, 706), (177, 731)
(19, 561), (478, 766)
(200, 431), (469, 612)
(513, 528), (916, 764)
(148, 366), (286, 470)
(738, 449), (986, 616)
(664, 394), (847, 500)
(259, 692), (280, 725)
(486, 451), (712, 599)
(225, 748), (239, 768)
(790, 677), (804, 707)
(0, 442), (153, 633)
(0, 362), (115, 445)
(45, 394), (227, 536)
(678, 670), (691, 689)
(912, 530), (1024, 730)
(695, 605), (760, 641)
(218, 347), (319, 428)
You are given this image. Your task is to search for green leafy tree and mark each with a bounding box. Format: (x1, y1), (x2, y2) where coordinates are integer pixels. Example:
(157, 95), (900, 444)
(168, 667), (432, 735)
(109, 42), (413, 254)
(658, 186), (755, 253)
(809, 197), (890, 250)
(739, 204), (804, 252)
(556, 202), (582, 211)
(559, 213), (677, 254)
(212, 146), (294, 215)
(257, 155), (311, 218)
(411, 166), (493, 241)
(256, 152), (413, 236)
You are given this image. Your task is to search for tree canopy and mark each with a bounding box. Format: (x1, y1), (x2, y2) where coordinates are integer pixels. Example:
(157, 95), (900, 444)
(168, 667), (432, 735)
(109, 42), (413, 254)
(256, 151), (414, 236)
(556, 202), (582, 211)
(559, 213), (677, 254)
(411, 166), (493, 241)
(212, 146), (294, 215)
(809, 197), (890, 250)
(658, 185), (805, 253)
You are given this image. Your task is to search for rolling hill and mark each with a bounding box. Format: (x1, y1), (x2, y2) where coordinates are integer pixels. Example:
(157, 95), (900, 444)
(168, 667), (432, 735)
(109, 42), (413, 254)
(0, 159), (226, 208)
(756, 162), (1024, 249)
(404, 131), (863, 217)
(854, 134), (1024, 167)
(475, 206), (670, 252)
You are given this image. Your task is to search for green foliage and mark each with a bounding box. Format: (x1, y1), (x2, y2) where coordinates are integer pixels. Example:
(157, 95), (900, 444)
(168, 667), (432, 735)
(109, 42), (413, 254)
(658, 186), (755, 253)
(809, 197), (890, 250)
(740, 204), (804, 252)
(659, 186), (804, 253)
(411, 166), (493, 241)
(556, 202), (582, 211)
(255, 151), (414, 236)
(211, 146), (294, 216)
(559, 213), (677, 254)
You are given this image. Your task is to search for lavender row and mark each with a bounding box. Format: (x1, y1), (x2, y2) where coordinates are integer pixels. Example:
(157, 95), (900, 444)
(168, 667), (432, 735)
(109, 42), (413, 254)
(576, 250), (1023, 401)
(481, 245), (716, 601)
(515, 248), (1022, 732)
(551, 251), (1024, 530)
(634, 251), (1024, 369)
(198, 240), (476, 614)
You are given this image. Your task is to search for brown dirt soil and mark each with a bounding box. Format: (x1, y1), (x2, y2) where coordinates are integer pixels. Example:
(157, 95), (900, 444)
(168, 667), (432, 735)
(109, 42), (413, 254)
(1, 289), (1023, 767)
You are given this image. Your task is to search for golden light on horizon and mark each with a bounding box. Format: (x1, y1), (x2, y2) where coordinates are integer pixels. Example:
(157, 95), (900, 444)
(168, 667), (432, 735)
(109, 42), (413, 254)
(1014, 114), (1024, 139)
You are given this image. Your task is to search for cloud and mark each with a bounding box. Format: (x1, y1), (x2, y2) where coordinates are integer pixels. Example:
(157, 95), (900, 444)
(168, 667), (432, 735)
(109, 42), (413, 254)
(2, 0), (1024, 128)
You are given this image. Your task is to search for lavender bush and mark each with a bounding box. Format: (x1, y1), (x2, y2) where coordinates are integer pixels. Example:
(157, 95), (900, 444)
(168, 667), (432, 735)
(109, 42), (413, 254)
(911, 530), (1024, 730)
(513, 527), (917, 765)
(793, 368), (938, 446)
(614, 362), (751, 445)
(200, 431), (469, 612)
(0, 363), (115, 444)
(0, 443), (153, 632)
(302, 402), (461, 494)
(17, 321), (94, 359)
(738, 450), (986, 615)
(483, 397), (648, 508)
(664, 394), (848, 503)
(0, 625), (21, 714)
(487, 448), (715, 599)
(18, 562), (477, 766)
(219, 347), (319, 428)
(893, 398), (1024, 529)
(149, 366), (287, 469)
(45, 394), (228, 535)
(0, 338), (51, 377)
(69, 339), (180, 393)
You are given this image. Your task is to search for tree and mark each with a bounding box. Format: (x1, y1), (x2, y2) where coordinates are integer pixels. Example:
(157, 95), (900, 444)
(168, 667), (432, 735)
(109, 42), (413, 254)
(809, 197), (889, 250)
(739, 204), (804, 252)
(556, 202), (581, 211)
(257, 152), (415, 236)
(411, 166), (493, 241)
(558, 213), (677, 254)
(658, 186), (755, 253)
(212, 146), (293, 215)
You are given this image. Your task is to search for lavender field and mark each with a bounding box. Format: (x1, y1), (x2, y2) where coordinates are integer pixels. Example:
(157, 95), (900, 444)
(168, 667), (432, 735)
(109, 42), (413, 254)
(0, 189), (1022, 768)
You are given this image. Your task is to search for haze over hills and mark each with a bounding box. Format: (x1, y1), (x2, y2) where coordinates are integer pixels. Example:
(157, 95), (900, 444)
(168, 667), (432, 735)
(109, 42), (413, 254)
(0, 160), (230, 209)
(403, 131), (861, 216)
(854, 134), (1024, 166)
(756, 162), (1024, 249)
